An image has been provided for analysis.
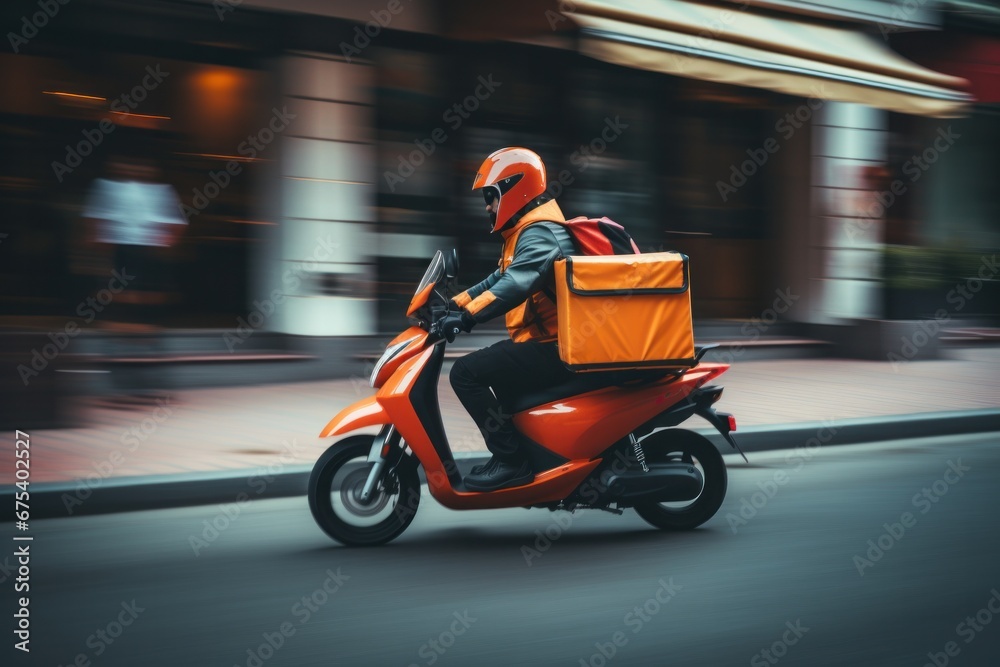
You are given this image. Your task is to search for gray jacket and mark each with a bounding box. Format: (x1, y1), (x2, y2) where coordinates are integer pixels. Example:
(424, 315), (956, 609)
(462, 221), (577, 329)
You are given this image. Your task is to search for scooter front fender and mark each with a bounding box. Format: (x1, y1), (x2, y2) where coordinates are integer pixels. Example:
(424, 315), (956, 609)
(319, 395), (387, 438)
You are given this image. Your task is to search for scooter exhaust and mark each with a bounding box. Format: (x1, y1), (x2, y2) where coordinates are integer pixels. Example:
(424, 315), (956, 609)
(603, 463), (704, 502)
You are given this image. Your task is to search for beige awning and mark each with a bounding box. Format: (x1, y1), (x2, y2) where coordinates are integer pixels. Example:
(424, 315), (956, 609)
(568, 0), (974, 117)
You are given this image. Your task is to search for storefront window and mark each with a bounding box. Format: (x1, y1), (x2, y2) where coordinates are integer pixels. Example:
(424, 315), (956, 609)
(0, 51), (271, 327)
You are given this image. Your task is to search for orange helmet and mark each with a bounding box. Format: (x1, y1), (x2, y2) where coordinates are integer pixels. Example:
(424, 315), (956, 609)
(472, 147), (547, 233)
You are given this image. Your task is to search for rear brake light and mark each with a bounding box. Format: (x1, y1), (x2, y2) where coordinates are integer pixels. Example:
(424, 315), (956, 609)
(727, 415), (737, 432)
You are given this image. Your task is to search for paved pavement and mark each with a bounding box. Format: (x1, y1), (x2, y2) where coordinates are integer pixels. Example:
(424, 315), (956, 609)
(4, 347), (999, 485)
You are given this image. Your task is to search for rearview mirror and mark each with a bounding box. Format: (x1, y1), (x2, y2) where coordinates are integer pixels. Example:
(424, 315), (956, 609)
(444, 248), (459, 279)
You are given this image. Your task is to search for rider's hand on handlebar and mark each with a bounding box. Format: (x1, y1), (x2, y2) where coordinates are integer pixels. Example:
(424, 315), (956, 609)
(436, 312), (475, 343)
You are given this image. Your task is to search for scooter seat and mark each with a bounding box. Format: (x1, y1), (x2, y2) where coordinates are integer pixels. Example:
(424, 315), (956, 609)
(502, 368), (669, 414)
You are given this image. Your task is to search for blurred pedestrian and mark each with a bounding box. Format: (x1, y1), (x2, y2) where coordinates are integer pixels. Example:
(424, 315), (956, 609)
(82, 154), (187, 403)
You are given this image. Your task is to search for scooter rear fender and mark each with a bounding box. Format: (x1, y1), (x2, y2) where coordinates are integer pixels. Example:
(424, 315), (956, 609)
(319, 395), (387, 438)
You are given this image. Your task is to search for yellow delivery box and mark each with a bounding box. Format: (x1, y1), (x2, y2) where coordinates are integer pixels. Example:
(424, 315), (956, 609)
(554, 252), (695, 371)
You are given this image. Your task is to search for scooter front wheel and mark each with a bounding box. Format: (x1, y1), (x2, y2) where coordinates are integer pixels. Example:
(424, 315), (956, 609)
(633, 429), (727, 531)
(308, 434), (420, 546)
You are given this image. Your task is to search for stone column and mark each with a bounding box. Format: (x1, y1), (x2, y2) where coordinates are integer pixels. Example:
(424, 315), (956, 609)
(264, 53), (377, 336)
(809, 101), (889, 323)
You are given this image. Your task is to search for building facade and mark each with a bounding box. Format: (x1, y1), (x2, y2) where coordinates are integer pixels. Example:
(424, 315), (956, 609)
(0, 0), (983, 347)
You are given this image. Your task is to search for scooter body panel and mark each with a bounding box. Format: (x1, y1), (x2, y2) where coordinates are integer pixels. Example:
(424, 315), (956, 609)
(377, 346), (453, 489)
(514, 363), (730, 460)
(319, 395), (387, 438)
(428, 459), (603, 510)
(317, 327), (430, 439)
(370, 327), (429, 388)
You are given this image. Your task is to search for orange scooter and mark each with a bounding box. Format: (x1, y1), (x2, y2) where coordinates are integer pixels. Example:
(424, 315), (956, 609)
(308, 250), (746, 546)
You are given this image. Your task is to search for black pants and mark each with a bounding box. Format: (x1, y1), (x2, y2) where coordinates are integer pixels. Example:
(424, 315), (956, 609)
(449, 339), (576, 461)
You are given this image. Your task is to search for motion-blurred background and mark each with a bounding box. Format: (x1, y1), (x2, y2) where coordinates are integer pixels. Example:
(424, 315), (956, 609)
(1, 0), (998, 428)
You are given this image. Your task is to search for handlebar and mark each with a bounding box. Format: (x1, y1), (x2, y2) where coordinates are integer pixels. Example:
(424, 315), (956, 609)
(428, 315), (461, 343)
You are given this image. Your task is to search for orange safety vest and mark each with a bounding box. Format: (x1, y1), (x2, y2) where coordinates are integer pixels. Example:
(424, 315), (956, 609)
(498, 200), (566, 343)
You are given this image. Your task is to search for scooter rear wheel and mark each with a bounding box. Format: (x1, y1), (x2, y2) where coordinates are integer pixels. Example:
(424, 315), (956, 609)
(309, 435), (420, 546)
(633, 429), (727, 531)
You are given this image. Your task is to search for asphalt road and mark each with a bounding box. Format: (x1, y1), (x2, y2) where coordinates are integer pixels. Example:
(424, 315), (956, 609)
(6, 432), (1000, 667)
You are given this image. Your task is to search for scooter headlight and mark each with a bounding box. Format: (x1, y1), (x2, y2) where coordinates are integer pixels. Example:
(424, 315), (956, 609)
(370, 337), (417, 388)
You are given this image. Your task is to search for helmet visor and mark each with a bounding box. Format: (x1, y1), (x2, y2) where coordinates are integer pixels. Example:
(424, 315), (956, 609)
(482, 185), (501, 205)
(482, 173), (524, 203)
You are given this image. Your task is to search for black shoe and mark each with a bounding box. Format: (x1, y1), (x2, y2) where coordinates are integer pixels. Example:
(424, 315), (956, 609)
(470, 456), (500, 476)
(464, 459), (534, 492)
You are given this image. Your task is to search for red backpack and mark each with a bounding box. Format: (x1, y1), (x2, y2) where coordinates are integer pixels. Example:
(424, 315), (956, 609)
(560, 216), (641, 255)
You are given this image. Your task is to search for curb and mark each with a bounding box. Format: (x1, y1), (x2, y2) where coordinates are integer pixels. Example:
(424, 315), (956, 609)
(7, 409), (999, 520)
(697, 408), (1000, 454)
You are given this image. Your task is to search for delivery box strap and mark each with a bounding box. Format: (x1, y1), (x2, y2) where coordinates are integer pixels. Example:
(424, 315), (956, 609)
(563, 256), (690, 297)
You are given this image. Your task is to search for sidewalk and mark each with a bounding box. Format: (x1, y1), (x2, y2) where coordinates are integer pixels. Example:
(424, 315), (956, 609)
(6, 347), (1000, 486)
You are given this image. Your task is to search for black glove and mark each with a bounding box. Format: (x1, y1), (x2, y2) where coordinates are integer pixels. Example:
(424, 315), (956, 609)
(436, 311), (475, 343)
